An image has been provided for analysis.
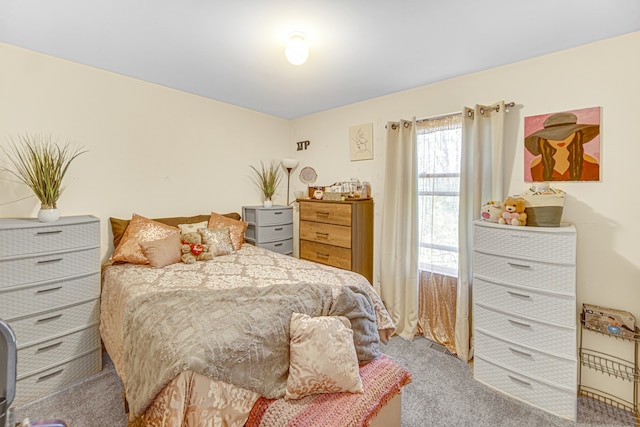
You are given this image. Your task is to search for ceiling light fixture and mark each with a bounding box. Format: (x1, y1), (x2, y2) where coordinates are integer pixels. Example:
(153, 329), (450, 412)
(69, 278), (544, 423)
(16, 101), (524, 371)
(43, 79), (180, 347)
(285, 32), (308, 65)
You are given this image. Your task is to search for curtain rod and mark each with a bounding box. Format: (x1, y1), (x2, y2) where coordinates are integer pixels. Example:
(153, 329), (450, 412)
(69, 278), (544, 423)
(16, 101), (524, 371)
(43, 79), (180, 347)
(465, 101), (515, 118)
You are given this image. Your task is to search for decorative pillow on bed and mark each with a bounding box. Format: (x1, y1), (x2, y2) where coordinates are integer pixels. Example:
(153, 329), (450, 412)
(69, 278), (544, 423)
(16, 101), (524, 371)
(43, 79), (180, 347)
(208, 212), (248, 251)
(178, 221), (209, 235)
(199, 227), (234, 257)
(139, 233), (182, 268)
(285, 313), (363, 400)
(110, 214), (180, 265)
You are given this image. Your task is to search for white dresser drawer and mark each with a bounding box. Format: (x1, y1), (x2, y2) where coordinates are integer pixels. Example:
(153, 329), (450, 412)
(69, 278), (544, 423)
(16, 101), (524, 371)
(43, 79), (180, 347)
(475, 356), (576, 420)
(257, 239), (293, 255)
(14, 348), (102, 406)
(474, 222), (576, 264)
(473, 278), (575, 327)
(475, 330), (576, 388)
(474, 252), (575, 294)
(0, 247), (100, 289)
(243, 207), (293, 226)
(10, 299), (100, 348)
(245, 223), (293, 243)
(0, 216), (99, 258)
(0, 273), (100, 319)
(17, 325), (101, 377)
(474, 304), (575, 357)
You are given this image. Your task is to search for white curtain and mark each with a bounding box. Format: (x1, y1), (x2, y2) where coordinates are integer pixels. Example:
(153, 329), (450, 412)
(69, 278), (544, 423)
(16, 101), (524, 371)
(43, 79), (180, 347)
(456, 101), (506, 361)
(380, 119), (419, 340)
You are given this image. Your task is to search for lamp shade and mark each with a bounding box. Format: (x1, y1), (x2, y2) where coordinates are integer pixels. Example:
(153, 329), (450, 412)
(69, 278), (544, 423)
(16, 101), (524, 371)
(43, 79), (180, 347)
(281, 158), (299, 170)
(285, 33), (308, 65)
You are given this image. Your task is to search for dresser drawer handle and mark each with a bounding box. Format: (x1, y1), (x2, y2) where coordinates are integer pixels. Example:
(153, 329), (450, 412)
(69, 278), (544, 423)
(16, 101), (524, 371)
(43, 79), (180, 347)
(274, 227), (283, 231)
(507, 375), (531, 387)
(38, 369), (64, 382)
(36, 230), (62, 235)
(274, 211), (283, 215)
(36, 286), (63, 294)
(315, 211), (330, 217)
(507, 262), (531, 269)
(508, 319), (531, 328)
(36, 314), (62, 323)
(37, 258), (63, 264)
(315, 232), (329, 237)
(37, 341), (63, 353)
(315, 252), (330, 258)
(274, 243), (283, 247)
(507, 291), (531, 298)
(508, 347), (532, 357)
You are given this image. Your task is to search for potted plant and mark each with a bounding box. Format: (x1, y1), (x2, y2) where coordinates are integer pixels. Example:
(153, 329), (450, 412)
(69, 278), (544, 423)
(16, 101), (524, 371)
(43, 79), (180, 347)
(1, 134), (86, 222)
(249, 161), (281, 208)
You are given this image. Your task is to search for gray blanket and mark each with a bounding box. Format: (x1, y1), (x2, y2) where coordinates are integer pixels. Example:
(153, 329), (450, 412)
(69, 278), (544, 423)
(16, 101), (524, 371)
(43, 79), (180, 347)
(123, 282), (380, 418)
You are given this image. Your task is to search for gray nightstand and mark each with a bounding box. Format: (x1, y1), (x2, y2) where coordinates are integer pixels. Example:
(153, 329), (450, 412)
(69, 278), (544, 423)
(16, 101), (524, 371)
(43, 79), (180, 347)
(242, 206), (293, 255)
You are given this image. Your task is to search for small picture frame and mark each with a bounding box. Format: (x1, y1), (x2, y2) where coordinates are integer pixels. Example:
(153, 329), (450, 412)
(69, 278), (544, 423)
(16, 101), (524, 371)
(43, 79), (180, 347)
(349, 123), (373, 161)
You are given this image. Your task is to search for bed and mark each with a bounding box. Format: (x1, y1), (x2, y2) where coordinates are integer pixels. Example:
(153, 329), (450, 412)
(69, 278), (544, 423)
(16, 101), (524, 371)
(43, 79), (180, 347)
(100, 212), (411, 427)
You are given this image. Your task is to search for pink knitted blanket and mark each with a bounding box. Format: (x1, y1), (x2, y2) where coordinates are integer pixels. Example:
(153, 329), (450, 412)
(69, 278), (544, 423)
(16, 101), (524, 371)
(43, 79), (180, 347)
(246, 354), (412, 427)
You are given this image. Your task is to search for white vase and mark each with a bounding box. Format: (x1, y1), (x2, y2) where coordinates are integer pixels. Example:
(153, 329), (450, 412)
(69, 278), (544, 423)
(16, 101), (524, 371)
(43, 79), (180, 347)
(263, 199), (273, 208)
(38, 204), (60, 222)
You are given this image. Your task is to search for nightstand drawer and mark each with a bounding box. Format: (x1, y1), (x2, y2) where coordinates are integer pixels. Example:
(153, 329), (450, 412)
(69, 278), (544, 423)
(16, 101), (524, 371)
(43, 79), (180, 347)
(245, 223), (293, 243)
(0, 247), (100, 289)
(474, 252), (575, 294)
(243, 207), (293, 226)
(0, 273), (100, 319)
(10, 299), (100, 348)
(474, 304), (575, 356)
(300, 240), (351, 270)
(17, 325), (101, 377)
(473, 278), (575, 327)
(300, 221), (351, 248)
(300, 202), (352, 226)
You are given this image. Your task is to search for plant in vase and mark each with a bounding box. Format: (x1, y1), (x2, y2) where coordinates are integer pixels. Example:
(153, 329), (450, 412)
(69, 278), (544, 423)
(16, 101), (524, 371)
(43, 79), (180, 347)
(249, 161), (281, 208)
(1, 134), (86, 222)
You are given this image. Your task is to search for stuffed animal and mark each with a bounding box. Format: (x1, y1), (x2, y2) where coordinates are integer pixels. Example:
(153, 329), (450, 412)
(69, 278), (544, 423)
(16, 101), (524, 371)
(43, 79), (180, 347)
(481, 200), (503, 222)
(181, 232), (214, 264)
(498, 197), (527, 226)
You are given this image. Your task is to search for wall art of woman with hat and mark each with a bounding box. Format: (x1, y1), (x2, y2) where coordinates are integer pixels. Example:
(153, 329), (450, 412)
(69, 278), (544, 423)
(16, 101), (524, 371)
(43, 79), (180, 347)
(524, 107), (601, 182)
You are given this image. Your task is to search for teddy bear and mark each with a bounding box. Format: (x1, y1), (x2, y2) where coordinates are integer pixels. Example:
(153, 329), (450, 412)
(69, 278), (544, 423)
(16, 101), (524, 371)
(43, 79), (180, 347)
(481, 200), (503, 222)
(498, 197), (527, 226)
(180, 232), (214, 264)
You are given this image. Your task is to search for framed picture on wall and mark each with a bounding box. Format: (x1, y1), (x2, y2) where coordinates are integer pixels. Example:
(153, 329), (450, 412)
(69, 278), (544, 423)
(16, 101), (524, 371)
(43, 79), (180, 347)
(349, 123), (373, 161)
(524, 107), (601, 182)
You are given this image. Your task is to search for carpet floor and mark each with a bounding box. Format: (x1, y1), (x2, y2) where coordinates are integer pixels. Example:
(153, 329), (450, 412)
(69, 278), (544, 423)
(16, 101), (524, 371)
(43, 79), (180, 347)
(9, 336), (636, 427)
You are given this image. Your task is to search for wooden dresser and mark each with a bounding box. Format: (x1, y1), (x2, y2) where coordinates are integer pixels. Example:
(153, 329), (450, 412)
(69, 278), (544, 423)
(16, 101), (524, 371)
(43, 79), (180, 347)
(242, 205), (293, 255)
(0, 216), (102, 406)
(472, 220), (577, 421)
(298, 198), (373, 284)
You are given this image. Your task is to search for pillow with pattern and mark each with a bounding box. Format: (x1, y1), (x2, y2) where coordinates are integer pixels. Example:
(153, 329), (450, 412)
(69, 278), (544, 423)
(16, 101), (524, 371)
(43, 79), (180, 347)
(110, 214), (180, 265)
(198, 227), (234, 257)
(208, 212), (248, 251)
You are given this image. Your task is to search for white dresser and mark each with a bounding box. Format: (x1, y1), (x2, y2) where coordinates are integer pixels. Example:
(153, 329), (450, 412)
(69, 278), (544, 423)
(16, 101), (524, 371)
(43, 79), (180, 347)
(0, 216), (102, 406)
(473, 220), (577, 421)
(242, 206), (293, 255)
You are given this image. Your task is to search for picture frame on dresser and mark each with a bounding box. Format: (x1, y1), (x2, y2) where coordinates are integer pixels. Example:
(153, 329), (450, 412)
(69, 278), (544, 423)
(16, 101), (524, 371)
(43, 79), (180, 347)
(0, 216), (102, 407)
(472, 220), (577, 421)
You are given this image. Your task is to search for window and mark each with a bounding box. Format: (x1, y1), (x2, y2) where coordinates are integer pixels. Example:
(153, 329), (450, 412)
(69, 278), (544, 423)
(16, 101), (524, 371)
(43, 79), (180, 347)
(416, 114), (462, 277)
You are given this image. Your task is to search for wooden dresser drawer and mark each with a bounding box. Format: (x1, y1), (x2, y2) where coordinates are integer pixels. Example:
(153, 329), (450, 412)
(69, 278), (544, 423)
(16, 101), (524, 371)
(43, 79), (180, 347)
(475, 330), (576, 388)
(0, 216), (99, 258)
(10, 299), (100, 348)
(0, 273), (100, 319)
(300, 221), (351, 248)
(474, 304), (575, 357)
(300, 240), (351, 270)
(0, 247), (100, 289)
(474, 252), (575, 294)
(473, 278), (575, 327)
(475, 356), (576, 420)
(17, 325), (101, 377)
(15, 348), (102, 406)
(300, 202), (352, 226)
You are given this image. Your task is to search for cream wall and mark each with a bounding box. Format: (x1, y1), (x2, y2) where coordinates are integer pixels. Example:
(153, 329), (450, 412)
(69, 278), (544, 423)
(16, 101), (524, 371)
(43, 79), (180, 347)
(0, 43), (292, 260)
(289, 32), (640, 320)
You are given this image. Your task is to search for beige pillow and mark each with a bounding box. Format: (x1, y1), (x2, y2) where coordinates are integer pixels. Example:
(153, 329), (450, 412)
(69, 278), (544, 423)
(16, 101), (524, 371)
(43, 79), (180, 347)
(110, 214), (180, 265)
(285, 313), (363, 400)
(139, 234), (182, 268)
(178, 221), (209, 235)
(199, 227), (234, 257)
(208, 212), (248, 251)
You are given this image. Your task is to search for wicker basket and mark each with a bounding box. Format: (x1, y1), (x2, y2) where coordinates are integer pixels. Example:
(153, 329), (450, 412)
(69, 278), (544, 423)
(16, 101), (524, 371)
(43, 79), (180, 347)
(521, 193), (565, 227)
